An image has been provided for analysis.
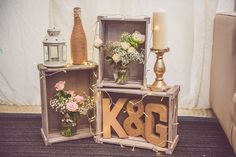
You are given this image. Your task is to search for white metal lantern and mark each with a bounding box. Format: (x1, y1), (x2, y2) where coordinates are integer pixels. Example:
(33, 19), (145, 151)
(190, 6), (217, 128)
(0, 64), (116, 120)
(43, 27), (67, 67)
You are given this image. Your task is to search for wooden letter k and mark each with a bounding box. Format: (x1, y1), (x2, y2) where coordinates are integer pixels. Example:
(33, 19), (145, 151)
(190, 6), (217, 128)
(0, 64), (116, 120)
(103, 98), (128, 139)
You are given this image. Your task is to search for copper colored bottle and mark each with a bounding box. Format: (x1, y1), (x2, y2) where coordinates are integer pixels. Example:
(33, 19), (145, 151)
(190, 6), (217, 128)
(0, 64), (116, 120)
(70, 7), (88, 65)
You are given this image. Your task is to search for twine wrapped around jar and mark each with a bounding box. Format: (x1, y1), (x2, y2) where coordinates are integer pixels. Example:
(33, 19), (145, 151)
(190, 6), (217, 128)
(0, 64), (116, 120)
(70, 7), (88, 65)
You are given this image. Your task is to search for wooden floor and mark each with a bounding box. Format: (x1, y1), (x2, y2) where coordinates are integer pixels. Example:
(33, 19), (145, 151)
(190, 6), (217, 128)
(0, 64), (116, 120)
(0, 113), (235, 157)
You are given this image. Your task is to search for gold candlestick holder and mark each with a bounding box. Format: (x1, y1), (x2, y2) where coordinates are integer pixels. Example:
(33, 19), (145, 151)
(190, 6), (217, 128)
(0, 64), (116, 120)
(150, 48), (170, 92)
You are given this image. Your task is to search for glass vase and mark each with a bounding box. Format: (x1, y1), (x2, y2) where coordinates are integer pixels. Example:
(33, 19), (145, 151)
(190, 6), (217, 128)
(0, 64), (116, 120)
(61, 113), (78, 137)
(113, 66), (128, 84)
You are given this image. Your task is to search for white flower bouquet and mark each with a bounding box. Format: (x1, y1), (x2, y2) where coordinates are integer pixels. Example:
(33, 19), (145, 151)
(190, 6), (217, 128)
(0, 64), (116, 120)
(105, 31), (145, 67)
(100, 31), (145, 84)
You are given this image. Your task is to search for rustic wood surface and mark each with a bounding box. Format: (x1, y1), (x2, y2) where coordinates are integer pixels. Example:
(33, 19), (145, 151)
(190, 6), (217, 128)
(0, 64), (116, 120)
(98, 17), (150, 89)
(99, 85), (180, 97)
(96, 86), (180, 154)
(38, 64), (97, 145)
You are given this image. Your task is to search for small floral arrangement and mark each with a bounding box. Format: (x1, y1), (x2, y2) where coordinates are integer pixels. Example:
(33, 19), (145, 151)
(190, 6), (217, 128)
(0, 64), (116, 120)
(50, 81), (95, 136)
(94, 31), (145, 84)
(105, 31), (145, 67)
(94, 31), (145, 67)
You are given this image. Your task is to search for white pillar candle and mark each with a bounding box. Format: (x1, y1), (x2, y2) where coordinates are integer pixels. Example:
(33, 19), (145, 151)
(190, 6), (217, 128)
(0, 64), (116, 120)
(153, 9), (168, 49)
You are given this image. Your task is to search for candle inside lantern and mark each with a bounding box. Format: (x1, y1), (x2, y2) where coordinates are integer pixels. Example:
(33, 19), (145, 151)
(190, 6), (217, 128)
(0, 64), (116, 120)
(50, 46), (59, 61)
(153, 9), (168, 49)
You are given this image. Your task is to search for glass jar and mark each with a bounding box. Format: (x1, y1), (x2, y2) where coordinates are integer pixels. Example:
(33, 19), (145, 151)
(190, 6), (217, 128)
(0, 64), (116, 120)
(113, 66), (128, 84)
(61, 113), (78, 137)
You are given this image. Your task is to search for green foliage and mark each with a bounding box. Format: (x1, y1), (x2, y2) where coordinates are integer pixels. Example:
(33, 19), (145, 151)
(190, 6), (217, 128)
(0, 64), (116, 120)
(104, 31), (145, 68)
(120, 32), (139, 48)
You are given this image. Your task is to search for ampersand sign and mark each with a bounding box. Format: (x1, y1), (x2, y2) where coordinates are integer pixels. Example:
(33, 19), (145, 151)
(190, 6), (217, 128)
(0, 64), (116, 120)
(123, 99), (145, 137)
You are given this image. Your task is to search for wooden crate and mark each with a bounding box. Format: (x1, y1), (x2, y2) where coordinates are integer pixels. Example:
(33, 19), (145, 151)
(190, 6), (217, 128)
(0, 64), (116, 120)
(95, 85), (180, 154)
(97, 16), (150, 89)
(38, 64), (97, 145)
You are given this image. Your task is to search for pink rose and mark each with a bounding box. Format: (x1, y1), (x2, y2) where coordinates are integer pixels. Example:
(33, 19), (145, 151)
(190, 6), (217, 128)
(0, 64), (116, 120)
(74, 95), (84, 103)
(66, 102), (78, 112)
(67, 90), (75, 96)
(54, 81), (65, 91)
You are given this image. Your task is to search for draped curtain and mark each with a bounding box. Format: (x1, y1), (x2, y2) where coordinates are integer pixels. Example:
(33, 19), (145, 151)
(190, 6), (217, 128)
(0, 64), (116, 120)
(180, 0), (219, 109)
(181, 0), (234, 109)
(0, 0), (234, 108)
(0, 0), (48, 105)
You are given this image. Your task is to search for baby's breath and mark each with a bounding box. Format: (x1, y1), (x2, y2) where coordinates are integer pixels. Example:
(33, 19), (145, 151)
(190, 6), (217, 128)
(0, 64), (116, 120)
(50, 81), (96, 126)
(105, 31), (145, 67)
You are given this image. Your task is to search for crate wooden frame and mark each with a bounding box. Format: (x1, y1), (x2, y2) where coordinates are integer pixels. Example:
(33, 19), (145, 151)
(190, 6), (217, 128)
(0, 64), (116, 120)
(38, 64), (97, 145)
(97, 16), (150, 89)
(95, 85), (180, 154)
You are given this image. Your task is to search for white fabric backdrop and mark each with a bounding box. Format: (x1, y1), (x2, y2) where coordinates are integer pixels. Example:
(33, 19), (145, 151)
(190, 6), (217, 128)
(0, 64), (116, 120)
(181, 0), (235, 109)
(0, 0), (48, 105)
(181, 0), (220, 109)
(0, 0), (234, 108)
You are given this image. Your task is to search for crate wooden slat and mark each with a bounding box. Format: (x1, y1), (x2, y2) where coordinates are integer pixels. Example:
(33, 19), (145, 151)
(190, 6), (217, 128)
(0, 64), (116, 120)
(41, 127), (94, 144)
(95, 85), (180, 154)
(38, 64), (97, 72)
(97, 16), (150, 89)
(97, 80), (144, 89)
(98, 136), (179, 153)
(38, 64), (97, 145)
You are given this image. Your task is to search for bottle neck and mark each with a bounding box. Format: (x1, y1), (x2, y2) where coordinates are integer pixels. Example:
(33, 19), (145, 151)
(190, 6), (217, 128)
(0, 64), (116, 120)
(74, 13), (81, 18)
(74, 16), (82, 26)
(74, 7), (81, 18)
(73, 7), (82, 25)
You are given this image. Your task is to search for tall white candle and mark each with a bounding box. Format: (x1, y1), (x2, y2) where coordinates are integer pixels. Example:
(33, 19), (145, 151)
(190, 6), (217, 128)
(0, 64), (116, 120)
(153, 9), (168, 49)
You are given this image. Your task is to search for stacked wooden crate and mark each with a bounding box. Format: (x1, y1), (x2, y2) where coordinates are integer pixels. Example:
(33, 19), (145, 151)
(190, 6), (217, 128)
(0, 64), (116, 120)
(95, 16), (180, 154)
(38, 16), (180, 154)
(97, 16), (149, 89)
(38, 64), (97, 145)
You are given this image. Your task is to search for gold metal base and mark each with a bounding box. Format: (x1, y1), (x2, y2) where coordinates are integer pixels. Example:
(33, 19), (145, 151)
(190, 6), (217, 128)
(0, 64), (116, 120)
(150, 48), (170, 92)
(150, 79), (169, 92)
(150, 48), (169, 53)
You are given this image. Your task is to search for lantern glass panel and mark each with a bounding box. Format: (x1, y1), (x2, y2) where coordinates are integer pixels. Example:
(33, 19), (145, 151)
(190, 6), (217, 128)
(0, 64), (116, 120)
(58, 45), (63, 62)
(50, 46), (59, 62)
(43, 45), (49, 61)
(62, 45), (67, 61)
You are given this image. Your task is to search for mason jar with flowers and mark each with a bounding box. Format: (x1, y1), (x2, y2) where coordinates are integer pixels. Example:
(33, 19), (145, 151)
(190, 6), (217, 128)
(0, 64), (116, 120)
(94, 31), (145, 84)
(50, 81), (95, 137)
